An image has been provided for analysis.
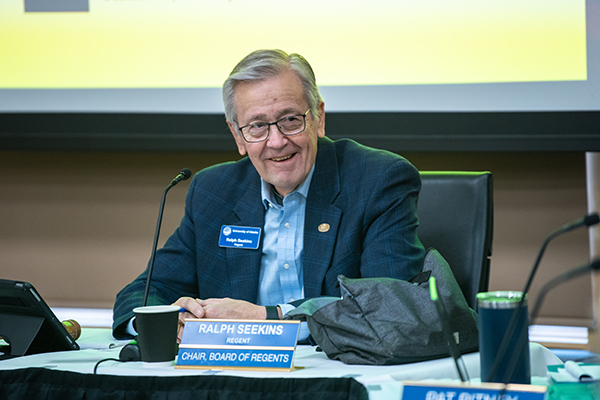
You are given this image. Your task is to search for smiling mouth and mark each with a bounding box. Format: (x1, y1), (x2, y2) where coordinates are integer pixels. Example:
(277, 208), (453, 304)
(270, 153), (295, 162)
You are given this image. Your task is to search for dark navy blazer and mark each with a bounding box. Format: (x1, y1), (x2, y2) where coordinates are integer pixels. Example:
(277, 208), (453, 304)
(113, 137), (425, 338)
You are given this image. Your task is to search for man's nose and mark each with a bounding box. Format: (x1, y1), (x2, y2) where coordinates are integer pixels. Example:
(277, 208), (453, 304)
(265, 124), (287, 147)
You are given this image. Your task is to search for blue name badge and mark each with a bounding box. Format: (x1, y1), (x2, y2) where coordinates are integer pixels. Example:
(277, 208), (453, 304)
(175, 319), (301, 371)
(218, 225), (261, 249)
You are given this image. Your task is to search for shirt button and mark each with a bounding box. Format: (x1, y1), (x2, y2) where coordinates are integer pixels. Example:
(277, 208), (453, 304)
(285, 222), (290, 228)
(284, 263), (290, 269)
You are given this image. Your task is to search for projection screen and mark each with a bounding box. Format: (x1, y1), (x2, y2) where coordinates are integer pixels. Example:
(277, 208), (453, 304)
(1, 0), (598, 151)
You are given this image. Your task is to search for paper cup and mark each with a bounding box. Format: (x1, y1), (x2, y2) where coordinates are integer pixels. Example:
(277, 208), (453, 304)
(133, 305), (180, 364)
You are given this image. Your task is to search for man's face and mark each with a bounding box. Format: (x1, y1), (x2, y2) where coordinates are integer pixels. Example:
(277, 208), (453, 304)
(228, 69), (325, 197)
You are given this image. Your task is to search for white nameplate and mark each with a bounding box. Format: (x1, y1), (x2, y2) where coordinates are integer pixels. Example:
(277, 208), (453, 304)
(175, 319), (301, 371)
(402, 381), (548, 400)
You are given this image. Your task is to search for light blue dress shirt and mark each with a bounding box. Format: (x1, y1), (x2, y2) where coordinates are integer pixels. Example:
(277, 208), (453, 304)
(257, 166), (315, 341)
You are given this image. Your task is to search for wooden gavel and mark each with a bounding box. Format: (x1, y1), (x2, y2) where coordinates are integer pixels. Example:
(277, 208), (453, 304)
(62, 319), (81, 340)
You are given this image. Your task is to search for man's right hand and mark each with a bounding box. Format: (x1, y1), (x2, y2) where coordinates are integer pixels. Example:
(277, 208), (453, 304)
(172, 297), (205, 343)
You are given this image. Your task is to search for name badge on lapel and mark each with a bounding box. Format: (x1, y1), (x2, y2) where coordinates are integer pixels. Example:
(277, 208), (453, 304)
(219, 225), (261, 249)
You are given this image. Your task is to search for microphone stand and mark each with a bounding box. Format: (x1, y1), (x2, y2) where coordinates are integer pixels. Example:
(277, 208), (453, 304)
(501, 260), (600, 383)
(486, 213), (599, 383)
(143, 169), (191, 307)
(529, 260), (600, 324)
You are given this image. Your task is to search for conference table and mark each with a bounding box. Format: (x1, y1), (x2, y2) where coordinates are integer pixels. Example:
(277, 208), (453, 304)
(0, 327), (569, 399)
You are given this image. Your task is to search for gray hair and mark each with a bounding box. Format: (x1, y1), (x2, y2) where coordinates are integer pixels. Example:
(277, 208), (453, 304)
(222, 49), (323, 129)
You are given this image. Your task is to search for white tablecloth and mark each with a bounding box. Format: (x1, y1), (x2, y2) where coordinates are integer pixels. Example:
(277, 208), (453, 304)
(0, 328), (562, 400)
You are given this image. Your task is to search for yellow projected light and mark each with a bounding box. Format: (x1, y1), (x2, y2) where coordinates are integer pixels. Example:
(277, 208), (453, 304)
(0, 0), (587, 88)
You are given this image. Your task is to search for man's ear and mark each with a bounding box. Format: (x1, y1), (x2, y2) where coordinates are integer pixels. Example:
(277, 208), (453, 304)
(317, 101), (326, 138)
(228, 121), (247, 156)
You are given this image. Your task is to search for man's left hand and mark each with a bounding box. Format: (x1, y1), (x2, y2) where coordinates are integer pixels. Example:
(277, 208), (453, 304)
(197, 298), (267, 320)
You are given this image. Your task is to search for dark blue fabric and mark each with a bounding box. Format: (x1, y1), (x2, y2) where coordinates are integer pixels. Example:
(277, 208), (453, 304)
(0, 367), (368, 400)
(113, 137), (424, 338)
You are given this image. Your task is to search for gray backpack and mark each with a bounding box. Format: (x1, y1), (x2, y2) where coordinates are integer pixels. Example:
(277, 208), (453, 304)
(285, 248), (479, 365)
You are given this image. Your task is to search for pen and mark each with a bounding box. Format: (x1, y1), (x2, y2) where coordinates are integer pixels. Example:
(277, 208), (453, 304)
(429, 276), (470, 382)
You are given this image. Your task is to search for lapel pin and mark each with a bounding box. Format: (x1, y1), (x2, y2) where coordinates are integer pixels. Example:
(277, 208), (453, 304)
(318, 223), (330, 233)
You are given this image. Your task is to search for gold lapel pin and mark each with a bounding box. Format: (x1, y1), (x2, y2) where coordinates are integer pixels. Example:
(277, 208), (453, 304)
(318, 223), (330, 233)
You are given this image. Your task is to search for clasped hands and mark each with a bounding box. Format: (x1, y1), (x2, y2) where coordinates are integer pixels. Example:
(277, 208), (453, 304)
(172, 297), (280, 343)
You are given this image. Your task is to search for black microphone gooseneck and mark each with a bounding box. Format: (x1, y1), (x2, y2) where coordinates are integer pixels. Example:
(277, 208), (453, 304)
(523, 213), (599, 298)
(529, 259), (600, 323)
(142, 168), (192, 307)
(486, 212), (599, 383)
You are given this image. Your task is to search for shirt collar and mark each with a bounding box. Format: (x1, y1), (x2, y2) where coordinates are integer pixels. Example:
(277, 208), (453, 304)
(261, 164), (315, 209)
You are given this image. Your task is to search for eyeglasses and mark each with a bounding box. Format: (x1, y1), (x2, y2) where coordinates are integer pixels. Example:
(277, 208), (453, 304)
(238, 109), (311, 143)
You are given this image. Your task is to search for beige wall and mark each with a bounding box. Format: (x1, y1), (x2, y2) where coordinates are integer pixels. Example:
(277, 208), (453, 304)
(0, 149), (592, 326)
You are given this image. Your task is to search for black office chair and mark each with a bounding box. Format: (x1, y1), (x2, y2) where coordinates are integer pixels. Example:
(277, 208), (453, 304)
(417, 171), (493, 310)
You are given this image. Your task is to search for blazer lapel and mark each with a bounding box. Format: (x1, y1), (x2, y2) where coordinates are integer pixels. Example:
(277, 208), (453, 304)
(226, 170), (265, 303)
(303, 138), (342, 298)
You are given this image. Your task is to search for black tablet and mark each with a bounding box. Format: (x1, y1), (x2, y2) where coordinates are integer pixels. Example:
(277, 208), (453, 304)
(0, 279), (80, 357)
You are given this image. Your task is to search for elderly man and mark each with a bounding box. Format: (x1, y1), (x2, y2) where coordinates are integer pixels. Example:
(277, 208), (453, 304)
(112, 49), (425, 340)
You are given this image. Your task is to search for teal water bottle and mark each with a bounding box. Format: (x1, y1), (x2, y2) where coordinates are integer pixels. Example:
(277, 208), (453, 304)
(477, 291), (531, 384)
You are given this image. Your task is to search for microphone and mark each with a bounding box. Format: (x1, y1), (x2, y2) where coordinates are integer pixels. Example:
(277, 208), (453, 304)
(142, 168), (192, 307)
(559, 213), (600, 234)
(486, 212), (599, 383)
(171, 168), (192, 186)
